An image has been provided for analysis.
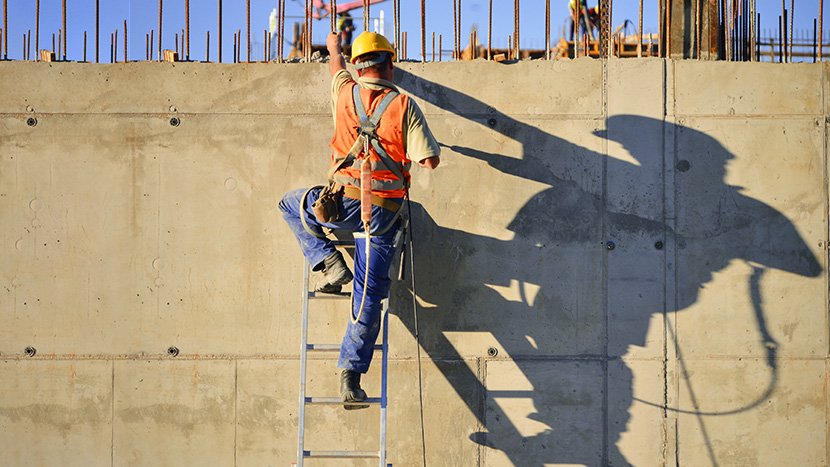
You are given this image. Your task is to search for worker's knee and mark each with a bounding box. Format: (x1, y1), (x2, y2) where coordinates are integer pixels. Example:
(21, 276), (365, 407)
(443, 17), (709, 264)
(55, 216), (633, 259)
(278, 188), (308, 215)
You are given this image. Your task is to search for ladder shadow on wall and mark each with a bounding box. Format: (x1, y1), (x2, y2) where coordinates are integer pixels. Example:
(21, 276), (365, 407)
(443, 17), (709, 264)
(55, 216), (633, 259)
(391, 69), (822, 466)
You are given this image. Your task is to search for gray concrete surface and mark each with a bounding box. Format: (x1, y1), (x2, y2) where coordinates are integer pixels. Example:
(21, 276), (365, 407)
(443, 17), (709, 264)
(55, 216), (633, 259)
(0, 59), (827, 466)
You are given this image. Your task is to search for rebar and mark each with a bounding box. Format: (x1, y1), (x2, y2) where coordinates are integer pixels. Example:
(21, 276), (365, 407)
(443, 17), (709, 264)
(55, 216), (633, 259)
(108, 31), (112, 63)
(83, 30), (86, 61)
(821, 0), (824, 60)
(22, 33), (25, 60)
(600, 0), (610, 57)
(421, 0), (425, 62)
(666, 0), (672, 58)
(150, 29), (154, 60)
(3, 0), (7, 59)
(96, 0), (101, 61)
(264, 29), (267, 61)
(112, 29), (116, 63)
(124, 20), (127, 62)
(813, 18), (818, 63)
(638, 0), (643, 57)
(393, 0), (398, 58)
(57, 29), (61, 59)
(175, 31), (179, 55)
(488, 0), (493, 60)
(158, 0), (163, 62)
(696, 0), (701, 59)
(394, 0), (404, 58)
(279, 0), (285, 62)
(207, 30), (210, 62)
(246, 0), (251, 62)
(218, 0), (222, 63)
(305, 0), (310, 60)
(545, 0), (550, 60)
(750, 0), (756, 61)
(62, 0), (66, 60)
(35, 0), (39, 61)
(784, 9), (788, 62)
(438, 34), (441, 61)
(185, 0), (190, 60)
(233, 31), (237, 63)
(514, 0), (519, 59)
(452, 0), (457, 59)
(26, 29), (30, 60)
(146, 33), (149, 60)
(432, 31), (435, 61)
(778, 16), (784, 63)
(330, 0), (336, 33)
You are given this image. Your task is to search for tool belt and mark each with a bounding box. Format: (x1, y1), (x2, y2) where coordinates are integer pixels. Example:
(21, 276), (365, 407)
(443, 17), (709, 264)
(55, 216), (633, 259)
(310, 182), (401, 225)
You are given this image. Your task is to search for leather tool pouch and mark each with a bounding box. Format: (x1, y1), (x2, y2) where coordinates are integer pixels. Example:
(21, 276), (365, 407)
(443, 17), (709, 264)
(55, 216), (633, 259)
(311, 181), (343, 223)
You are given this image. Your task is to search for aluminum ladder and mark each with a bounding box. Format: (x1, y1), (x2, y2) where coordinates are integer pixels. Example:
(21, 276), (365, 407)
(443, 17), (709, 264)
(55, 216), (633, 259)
(296, 229), (404, 466)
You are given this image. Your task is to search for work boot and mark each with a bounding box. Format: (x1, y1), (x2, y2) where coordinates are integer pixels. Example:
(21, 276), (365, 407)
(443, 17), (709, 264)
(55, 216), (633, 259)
(340, 369), (369, 410)
(316, 251), (353, 294)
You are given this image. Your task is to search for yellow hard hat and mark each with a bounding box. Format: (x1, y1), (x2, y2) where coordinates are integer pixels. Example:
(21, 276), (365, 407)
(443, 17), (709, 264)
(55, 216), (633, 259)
(350, 31), (396, 64)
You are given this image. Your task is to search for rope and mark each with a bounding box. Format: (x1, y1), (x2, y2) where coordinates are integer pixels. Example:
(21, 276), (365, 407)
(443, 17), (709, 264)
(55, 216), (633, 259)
(406, 196), (428, 467)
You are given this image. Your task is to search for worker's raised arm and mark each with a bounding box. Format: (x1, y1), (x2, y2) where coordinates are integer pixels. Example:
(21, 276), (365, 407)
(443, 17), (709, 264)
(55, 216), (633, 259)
(327, 33), (346, 77)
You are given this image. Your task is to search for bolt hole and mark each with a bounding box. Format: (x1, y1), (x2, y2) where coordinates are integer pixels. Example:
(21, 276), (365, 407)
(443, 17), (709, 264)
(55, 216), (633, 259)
(487, 118), (497, 128)
(654, 241), (664, 250)
(26, 117), (37, 127)
(606, 241), (616, 251)
(24, 346), (36, 357)
(167, 346), (180, 357)
(487, 347), (498, 357)
(169, 117), (180, 127)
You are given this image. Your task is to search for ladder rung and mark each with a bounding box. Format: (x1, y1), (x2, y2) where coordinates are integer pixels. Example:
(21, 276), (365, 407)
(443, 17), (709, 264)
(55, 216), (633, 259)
(307, 291), (351, 299)
(307, 344), (382, 351)
(304, 450), (379, 458)
(305, 397), (382, 405)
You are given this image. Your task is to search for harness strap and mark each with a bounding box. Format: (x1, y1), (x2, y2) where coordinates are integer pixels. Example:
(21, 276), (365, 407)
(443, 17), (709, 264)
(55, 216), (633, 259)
(370, 138), (407, 184)
(300, 185), (328, 239)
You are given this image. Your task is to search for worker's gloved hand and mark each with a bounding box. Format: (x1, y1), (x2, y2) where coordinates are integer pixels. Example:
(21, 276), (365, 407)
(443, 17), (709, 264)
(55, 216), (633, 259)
(326, 32), (341, 56)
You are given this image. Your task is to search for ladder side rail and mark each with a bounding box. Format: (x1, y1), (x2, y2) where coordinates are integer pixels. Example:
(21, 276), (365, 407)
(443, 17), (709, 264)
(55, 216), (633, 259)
(297, 261), (311, 466)
(379, 224), (405, 467)
(379, 305), (389, 467)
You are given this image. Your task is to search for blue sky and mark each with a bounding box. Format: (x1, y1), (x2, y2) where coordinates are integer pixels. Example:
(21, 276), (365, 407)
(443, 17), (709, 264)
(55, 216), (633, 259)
(0, 1), (824, 62)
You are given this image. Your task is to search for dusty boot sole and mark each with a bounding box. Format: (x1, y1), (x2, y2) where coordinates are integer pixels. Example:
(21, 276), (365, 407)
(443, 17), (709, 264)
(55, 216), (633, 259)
(341, 388), (369, 410)
(315, 283), (343, 294)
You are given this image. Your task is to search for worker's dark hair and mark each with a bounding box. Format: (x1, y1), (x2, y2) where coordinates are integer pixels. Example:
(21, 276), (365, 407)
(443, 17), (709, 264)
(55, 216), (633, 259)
(355, 51), (392, 71)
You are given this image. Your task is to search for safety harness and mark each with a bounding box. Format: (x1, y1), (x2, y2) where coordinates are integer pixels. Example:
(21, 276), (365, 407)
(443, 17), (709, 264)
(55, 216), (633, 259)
(302, 83), (409, 326)
(301, 84), (407, 239)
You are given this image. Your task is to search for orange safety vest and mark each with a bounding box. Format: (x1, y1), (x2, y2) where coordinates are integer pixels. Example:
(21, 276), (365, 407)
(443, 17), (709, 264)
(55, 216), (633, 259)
(329, 82), (411, 199)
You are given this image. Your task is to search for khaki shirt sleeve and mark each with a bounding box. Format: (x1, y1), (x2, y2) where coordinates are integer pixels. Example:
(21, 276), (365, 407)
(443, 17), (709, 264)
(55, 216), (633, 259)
(330, 69), (354, 123)
(403, 99), (441, 163)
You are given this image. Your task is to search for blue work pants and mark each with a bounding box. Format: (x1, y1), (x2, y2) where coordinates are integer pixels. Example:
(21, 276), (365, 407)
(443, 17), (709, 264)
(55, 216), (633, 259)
(278, 187), (401, 373)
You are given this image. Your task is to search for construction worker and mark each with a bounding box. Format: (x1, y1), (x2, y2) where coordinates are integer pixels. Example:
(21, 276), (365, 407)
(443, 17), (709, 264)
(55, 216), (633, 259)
(337, 12), (356, 50)
(278, 31), (440, 406)
(569, 0), (599, 41)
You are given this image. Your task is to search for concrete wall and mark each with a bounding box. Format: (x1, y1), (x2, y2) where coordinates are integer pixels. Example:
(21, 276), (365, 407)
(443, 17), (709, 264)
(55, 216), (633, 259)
(0, 59), (827, 466)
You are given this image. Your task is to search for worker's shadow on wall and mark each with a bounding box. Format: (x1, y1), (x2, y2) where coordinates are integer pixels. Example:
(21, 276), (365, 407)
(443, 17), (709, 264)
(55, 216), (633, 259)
(392, 69), (821, 466)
